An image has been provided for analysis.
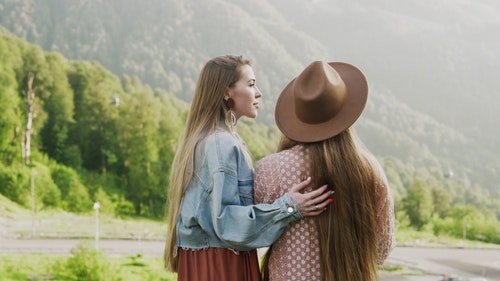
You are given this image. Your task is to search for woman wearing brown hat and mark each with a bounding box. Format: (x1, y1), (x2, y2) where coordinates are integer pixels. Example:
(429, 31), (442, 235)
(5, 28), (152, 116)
(164, 55), (333, 281)
(255, 61), (395, 281)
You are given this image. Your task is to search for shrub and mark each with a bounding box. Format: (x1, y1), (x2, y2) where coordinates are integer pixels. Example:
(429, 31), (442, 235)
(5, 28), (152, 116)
(51, 164), (92, 212)
(63, 182), (92, 213)
(0, 162), (61, 209)
(52, 243), (120, 281)
(93, 188), (115, 215)
(0, 163), (29, 206)
(50, 165), (82, 199)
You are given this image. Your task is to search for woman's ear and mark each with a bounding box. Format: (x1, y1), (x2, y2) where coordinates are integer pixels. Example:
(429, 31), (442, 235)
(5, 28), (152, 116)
(223, 88), (231, 101)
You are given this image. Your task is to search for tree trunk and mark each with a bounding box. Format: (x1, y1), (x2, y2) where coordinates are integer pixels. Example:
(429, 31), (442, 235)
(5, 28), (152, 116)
(23, 72), (36, 166)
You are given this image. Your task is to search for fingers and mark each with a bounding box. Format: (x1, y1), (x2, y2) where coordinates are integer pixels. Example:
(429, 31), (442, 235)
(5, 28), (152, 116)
(302, 200), (332, 216)
(289, 178), (334, 217)
(299, 185), (333, 216)
(304, 184), (329, 200)
(314, 190), (334, 210)
(301, 204), (326, 216)
(290, 176), (312, 193)
(313, 185), (333, 205)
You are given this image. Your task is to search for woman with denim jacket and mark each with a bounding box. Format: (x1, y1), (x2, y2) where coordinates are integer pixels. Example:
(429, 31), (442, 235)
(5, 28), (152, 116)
(164, 55), (333, 281)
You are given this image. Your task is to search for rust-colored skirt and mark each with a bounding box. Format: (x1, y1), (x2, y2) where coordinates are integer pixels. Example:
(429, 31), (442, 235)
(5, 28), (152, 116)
(177, 247), (262, 281)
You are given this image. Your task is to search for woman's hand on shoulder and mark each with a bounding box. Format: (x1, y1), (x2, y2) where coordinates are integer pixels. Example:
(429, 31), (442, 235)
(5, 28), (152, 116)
(289, 177), (333, 216)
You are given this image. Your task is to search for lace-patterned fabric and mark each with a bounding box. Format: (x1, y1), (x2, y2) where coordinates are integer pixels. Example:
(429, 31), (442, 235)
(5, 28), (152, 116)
(254, 145), (395, 281)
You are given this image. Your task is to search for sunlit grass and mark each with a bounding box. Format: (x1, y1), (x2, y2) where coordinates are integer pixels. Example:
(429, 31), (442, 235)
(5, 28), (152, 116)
(0, 253), (177, 281)
(395, 228), (500, 249)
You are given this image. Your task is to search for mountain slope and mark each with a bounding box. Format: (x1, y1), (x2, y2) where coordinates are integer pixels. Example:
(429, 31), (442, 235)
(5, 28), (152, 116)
(0, 0), (498, 194)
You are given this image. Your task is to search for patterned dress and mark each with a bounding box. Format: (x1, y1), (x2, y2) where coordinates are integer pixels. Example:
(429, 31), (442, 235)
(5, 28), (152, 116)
(254, 145), (395, 281)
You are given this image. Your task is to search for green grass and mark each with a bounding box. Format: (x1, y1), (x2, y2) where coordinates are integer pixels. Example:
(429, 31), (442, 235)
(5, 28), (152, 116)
(395, 228), (500, 249)
(0, 252), (177, 281)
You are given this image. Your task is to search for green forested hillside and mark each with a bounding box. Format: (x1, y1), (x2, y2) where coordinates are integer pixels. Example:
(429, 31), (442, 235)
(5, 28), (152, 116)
(1, 1), (500, 243)
(0, 0), (498, 192)
(0, 27), (283, 217)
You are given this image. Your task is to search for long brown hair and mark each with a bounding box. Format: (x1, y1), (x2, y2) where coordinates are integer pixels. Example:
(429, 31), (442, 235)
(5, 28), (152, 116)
(164, 55), (251, 272)
(264, 128), (379, 281)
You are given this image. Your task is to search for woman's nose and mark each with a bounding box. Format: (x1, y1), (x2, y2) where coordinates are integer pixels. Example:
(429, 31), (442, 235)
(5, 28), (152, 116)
(255, 86), (262, 98)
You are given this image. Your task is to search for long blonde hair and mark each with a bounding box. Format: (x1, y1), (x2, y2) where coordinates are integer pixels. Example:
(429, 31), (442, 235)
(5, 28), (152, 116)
(164, 55), (251, 272)
(265, 128), (379, 281)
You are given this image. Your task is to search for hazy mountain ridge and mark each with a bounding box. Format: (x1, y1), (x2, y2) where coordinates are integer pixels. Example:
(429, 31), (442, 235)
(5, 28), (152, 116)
(0, 0), (498, 193)
(269, 0), (500, 145)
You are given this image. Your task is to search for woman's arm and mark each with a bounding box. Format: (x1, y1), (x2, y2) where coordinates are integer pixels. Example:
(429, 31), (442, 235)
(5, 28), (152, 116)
(202, 133), (330, 250)
(209, 170), (329, 250)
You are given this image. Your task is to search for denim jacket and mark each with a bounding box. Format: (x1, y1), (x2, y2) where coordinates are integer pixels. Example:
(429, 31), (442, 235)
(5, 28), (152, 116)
(175, 130), (302, 251)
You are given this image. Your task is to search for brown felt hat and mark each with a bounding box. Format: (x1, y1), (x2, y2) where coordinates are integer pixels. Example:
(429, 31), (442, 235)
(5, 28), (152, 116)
(275, 61), (368, 142)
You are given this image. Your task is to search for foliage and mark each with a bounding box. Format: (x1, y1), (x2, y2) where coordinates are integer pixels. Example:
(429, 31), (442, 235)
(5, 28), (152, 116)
(1, 14), (500, 244)
(0, 163), (30, 206)
(0, 27), (191, 217)
(403, 178), (433, 230)
(0, 254), (64, 281)
(39, 52), (76, 165)
(433, 205), (500, 244)
(0, 162), (60, 209)
(0, 251), (177, 281)
(52, 243), (119, 281)
(237, 119), (281, 161)
(0, 27), (23, 165)
(93, 188), (116, 215)
(1, 0), (499, 194)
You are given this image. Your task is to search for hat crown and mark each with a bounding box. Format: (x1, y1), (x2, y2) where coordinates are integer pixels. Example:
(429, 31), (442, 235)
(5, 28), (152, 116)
(293, 61), (346, 124)
(275, 61), (368, 143)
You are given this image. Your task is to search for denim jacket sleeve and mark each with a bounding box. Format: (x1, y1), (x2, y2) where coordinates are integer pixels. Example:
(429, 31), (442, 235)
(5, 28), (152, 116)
(203, 132), (303, 250)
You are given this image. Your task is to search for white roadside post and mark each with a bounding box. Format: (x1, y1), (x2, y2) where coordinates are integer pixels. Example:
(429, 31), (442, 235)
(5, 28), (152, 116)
(93, 202), (100, 250)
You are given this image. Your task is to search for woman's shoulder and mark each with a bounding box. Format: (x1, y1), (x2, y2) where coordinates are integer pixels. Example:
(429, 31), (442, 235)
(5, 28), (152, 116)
(204, 130), (237, 146)
(257, 144), (305, 168)
(256, 152), (280, 168)
(200, 131), (243, 159)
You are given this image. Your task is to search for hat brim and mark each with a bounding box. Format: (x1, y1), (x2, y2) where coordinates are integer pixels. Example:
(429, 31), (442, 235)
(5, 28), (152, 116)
(275, 62), (368, 142)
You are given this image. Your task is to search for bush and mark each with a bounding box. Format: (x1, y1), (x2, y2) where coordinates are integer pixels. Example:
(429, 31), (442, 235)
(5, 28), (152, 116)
(93, 188), (115, 215)
(51, 164), (92, 212)
(50, 165), (82, 199)
(31, 163), (61, 209)
(114, 195), (136, 217)
(0, 163), (29, 206)
(63, 182), (92, 213)
(52, 243), (120, 281)
(0, 162), (61, 209)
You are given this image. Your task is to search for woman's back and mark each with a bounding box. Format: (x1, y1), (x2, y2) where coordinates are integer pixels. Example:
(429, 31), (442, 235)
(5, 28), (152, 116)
(256, 60), (395, 281)
(255, 145), (321, 281)
(255, 142), (395, 281)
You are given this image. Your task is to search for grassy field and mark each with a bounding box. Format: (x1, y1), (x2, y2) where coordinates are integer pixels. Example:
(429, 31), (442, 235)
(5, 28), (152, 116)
(0, 252), (177, 281)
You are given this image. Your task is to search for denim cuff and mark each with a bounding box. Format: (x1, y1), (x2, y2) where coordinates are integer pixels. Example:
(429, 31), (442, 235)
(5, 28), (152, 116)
(277, 193), (303, 220)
